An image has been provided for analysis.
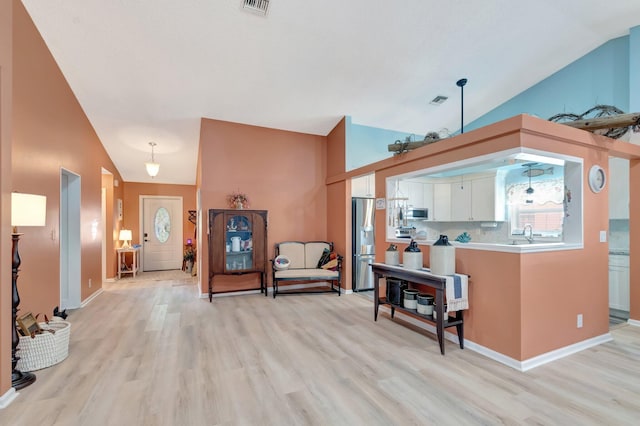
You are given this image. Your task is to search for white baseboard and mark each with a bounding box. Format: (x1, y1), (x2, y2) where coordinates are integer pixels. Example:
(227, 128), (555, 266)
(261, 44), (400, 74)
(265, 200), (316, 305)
(377, 305), (613, 371)
(466, 333), (613, 372)
(628, 318), (640, 327)
(0, 387), (18, 410)
(81, 288), (104, 307)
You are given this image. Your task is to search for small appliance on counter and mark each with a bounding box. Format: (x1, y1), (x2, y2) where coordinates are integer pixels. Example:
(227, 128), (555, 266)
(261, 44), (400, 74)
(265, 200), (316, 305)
(395, 226), (416, 239)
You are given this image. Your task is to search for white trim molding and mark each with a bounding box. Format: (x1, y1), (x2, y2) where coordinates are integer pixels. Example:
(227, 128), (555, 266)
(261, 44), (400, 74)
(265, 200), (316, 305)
(466, 333), (613, 372)
(0, 387), (18, 410)
(628, 318), (640, 327)
(81, 288), (104, 308)
(377, 305), (612, 371)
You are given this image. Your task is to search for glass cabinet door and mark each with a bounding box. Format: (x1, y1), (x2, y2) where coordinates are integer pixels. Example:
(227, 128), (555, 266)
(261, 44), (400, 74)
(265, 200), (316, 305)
(225, 214), (253, 271)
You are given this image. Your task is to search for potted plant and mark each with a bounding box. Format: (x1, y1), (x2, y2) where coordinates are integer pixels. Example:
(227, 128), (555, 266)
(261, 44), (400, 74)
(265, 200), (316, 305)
(184, 245), (196, 273)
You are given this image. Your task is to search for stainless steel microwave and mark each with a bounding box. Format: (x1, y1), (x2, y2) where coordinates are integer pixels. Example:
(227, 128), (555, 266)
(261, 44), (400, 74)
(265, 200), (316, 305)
(406, 208), (428, 220)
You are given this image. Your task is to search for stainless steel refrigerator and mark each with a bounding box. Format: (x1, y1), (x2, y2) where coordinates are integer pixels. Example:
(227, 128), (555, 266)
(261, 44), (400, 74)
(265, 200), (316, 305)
(352, 197), (375, 292)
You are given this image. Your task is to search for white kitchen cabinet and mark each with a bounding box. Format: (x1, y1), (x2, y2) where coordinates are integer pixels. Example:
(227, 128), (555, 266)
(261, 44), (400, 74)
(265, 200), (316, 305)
(351, 174), (375, 198)
(423, 183), (435, 219)
(432, 183), (451, 221)
(609, 157), (628, 219)
(449, 175), (505, 221)
(609, 255), (630, 311)
(450, 180), (471, 221)
(399, 180), (425, 208)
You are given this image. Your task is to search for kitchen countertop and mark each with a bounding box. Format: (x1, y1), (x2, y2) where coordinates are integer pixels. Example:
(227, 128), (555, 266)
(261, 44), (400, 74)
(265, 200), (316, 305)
(387, 238), (582, 254)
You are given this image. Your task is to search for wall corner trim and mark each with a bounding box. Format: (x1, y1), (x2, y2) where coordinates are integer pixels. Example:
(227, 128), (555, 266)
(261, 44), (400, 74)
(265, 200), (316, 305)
(0, 387), (18, 410)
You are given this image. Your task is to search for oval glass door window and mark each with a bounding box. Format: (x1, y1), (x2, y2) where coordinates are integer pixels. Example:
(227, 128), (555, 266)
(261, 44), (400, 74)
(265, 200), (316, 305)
(154, 207), (171, 243)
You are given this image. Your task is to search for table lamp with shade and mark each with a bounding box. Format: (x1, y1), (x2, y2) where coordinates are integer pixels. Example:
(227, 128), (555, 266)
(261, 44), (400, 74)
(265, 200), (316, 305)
(10, 192), (47, 390)
(119, 229), (132, 249)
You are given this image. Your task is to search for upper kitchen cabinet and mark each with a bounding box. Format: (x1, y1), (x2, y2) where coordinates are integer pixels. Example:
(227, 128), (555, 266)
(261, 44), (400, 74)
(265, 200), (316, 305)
(609, 157), (628, 219)
(352, 173), (375, 198)
(398, 180), (426, 208)
(450, 173), (506, 222)
(431, 182), (451, 221)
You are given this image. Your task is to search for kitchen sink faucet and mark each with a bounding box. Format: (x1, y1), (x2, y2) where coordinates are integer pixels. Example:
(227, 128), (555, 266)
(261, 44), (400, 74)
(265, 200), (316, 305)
(523, 224), (534, 243)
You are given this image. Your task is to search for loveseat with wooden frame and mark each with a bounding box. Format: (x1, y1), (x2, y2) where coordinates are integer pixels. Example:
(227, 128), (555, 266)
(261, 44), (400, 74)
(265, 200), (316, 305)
(271, 241), (342, 297)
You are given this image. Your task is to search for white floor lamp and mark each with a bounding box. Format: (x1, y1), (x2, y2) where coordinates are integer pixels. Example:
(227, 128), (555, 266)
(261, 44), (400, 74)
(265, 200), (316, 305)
(11, 192), (47, 390)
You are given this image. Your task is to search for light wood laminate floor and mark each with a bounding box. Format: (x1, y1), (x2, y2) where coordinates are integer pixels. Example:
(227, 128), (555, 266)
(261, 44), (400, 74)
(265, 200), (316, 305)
(2, 270), (640, 425)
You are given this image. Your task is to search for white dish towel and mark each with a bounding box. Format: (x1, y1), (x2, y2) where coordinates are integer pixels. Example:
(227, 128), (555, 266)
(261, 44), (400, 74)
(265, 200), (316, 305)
(446, 274), (469, 312)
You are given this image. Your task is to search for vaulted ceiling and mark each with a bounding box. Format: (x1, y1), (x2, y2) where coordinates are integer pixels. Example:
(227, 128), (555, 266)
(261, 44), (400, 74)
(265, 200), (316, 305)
(21, 0), (640, 184)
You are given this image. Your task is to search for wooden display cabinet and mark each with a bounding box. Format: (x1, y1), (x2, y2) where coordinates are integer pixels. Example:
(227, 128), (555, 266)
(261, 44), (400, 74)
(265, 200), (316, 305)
(208, 209), (268, 301)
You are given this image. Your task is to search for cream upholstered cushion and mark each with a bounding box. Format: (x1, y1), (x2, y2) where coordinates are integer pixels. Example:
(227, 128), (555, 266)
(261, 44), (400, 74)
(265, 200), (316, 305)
(278, 242), (305, 269)
(274, 268), (339, 279)
(305, 242), (330, 269)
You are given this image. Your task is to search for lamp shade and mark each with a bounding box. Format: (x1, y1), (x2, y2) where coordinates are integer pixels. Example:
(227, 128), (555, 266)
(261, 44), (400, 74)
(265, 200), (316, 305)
(11, 193), (47, 227)
(145, 162), (160, 177)
(119, 229), (132, 241)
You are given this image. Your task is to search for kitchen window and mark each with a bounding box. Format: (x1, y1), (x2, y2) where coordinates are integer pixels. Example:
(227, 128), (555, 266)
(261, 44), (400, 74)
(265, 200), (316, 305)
(507, 177), (565, 239)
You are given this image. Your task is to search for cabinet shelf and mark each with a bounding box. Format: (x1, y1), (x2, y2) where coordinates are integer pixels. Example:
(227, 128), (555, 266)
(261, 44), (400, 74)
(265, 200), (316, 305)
(226, 250), (253, 256)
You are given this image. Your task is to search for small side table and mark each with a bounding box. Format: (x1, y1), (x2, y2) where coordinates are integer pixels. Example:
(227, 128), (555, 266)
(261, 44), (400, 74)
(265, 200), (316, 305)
(117, 247), (140, 279)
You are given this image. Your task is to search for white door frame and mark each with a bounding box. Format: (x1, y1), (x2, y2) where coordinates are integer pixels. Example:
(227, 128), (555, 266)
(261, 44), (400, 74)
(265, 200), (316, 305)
(101, 187), (107, 283)
(60, 168), (82, 309)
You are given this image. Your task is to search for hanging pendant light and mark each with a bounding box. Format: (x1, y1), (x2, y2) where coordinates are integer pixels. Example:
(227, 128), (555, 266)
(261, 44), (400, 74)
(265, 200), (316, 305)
(145, 142), (160, 178)
(456, 78), (468, 134)
(524, 163), (535, 203)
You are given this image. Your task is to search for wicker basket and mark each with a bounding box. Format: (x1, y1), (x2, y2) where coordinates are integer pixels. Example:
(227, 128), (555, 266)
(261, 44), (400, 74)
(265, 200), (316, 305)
(16, 320), (71, 372)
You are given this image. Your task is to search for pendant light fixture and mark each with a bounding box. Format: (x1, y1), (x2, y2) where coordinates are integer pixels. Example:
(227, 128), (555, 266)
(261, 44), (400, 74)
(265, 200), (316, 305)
(145, 142), (160, 178)
(456, 78), (468, 134)
(524, 163), (536, 203)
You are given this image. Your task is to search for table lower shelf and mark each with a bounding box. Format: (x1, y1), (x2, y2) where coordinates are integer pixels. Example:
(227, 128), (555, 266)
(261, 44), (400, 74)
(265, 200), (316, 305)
(377, 298), (464, 355)
(381, 299), (463, 328)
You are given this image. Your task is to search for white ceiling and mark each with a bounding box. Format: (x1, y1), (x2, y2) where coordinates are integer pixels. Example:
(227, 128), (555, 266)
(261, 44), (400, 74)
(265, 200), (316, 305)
(21, 0), (640, 185)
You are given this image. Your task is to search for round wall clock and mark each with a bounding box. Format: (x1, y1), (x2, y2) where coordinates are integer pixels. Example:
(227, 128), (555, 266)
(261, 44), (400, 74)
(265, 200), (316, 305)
(588, 165), (606, 193)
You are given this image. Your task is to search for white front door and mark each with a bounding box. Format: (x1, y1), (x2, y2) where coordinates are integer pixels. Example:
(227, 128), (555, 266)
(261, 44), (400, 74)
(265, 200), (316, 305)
(142, 196), (183, 271)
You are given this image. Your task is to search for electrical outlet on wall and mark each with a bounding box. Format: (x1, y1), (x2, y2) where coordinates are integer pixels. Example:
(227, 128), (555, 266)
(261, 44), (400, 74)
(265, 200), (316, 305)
(89, 278), (92, 288)
(577, 314), (583, 328)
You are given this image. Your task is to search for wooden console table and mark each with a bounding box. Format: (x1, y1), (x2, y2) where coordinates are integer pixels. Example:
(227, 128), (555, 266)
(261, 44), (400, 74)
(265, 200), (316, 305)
(372, 263), (465, 355)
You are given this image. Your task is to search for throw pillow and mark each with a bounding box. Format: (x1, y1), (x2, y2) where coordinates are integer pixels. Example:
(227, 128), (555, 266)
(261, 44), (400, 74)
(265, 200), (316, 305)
(317, 248), (332, 268)
(321, 258), (338, 270)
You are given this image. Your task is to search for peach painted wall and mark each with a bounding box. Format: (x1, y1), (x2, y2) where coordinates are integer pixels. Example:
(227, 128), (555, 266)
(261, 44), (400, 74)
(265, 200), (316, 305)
(198, 118), (327, 294)
(326, 118), (349, 282)
(121, 182), (197, 264)
(0, 0), (13, 396)
(12, 2), (122, 316)
(334, 114), (639, 361)
(102, 173), (123, 280)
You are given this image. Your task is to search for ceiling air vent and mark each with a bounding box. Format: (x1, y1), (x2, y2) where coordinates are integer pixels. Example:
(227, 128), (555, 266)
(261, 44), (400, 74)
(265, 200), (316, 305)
(243, 0), (270, 15)
(430, 95), (448, 106)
